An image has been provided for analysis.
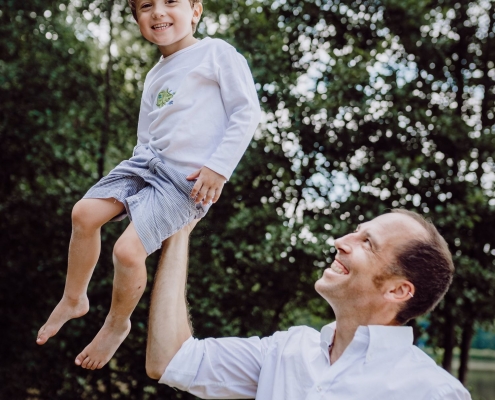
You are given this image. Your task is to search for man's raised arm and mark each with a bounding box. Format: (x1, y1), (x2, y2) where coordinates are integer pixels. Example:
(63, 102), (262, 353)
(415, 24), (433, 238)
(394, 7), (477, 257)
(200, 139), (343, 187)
(146, 223), (196, 380)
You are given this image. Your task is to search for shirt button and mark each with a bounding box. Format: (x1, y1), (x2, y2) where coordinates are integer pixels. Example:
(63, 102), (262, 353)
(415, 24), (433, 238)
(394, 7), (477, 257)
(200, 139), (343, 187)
(316, 386), (322, 392)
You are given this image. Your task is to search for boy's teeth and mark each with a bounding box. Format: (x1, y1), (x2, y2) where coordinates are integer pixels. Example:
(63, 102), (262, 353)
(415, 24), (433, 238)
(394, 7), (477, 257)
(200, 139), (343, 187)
(153, 23), (171, 29)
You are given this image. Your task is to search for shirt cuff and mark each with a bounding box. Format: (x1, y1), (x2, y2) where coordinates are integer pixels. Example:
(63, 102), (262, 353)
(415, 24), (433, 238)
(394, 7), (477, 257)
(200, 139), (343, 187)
(159, 336), (205, 390)
(204, 161), (232, 181)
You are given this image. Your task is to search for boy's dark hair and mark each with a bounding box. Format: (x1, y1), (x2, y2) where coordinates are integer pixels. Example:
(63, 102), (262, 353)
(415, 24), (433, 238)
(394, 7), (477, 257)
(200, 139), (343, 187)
(388, 209), (454, 324)
(128, 0), (203, 33)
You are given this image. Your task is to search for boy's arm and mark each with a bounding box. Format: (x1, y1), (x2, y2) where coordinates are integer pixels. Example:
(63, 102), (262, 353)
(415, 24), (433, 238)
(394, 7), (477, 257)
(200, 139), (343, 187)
(145, 222), (197, 379)
(202, 48), (261, 181)
(136, 79), (154, 149)
(185, 49), (260, 206)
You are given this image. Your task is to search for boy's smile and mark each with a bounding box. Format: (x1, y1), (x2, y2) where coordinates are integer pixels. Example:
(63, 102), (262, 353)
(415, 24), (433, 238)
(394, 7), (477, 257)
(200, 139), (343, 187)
(152, 23), (173, 31)
(136, 0), (203, 57)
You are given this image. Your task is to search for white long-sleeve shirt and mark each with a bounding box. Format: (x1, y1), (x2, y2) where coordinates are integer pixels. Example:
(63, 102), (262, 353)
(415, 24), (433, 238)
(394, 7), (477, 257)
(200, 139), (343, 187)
(136, 37), (261, 180)
(160, 322), (471, 400)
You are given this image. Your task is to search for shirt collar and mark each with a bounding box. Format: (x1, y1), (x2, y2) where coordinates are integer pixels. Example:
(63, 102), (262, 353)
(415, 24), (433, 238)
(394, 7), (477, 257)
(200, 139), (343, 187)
(158, 37), (211, 64)
(366, 325), (414, 361)
(320, 322), (414, 363)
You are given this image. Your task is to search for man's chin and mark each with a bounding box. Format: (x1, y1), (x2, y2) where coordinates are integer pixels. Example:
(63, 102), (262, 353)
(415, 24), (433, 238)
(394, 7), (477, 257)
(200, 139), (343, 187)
(314, 279), (335, 299)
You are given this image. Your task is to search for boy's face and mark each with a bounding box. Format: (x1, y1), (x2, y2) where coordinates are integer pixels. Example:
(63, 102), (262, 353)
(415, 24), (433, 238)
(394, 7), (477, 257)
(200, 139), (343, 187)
(136, 0), (202, 56)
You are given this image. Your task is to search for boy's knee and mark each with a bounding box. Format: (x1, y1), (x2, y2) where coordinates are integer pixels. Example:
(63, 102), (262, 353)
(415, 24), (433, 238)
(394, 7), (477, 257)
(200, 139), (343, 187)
(72, 200), (99, 232)
(113, 238), (145, 267)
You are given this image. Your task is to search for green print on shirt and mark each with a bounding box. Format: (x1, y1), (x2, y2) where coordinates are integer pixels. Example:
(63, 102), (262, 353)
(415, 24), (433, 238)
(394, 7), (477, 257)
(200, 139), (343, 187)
(156, 89), (175, 107)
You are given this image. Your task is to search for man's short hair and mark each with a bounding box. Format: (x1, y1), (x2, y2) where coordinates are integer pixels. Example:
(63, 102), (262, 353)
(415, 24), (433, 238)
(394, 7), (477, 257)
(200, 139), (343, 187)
(388, 209), (454, 324)
(128, 0), (203, 33)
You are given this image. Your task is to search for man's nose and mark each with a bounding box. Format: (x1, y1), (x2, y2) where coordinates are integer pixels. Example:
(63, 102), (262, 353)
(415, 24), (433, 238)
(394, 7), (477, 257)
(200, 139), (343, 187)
(334, 235), (352, 254)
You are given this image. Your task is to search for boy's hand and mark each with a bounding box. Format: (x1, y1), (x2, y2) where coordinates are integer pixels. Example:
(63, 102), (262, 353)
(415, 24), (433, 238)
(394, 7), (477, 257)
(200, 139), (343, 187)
(187, 167), (226, 206)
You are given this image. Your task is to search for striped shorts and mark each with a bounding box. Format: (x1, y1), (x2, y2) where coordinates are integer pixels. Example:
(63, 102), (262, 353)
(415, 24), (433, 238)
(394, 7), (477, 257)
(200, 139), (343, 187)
(83, 145), (209, 255)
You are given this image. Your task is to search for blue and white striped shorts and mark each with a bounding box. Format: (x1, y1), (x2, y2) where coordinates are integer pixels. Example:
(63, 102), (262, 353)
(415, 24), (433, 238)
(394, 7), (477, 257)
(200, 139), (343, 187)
(83, 145), (209, 255)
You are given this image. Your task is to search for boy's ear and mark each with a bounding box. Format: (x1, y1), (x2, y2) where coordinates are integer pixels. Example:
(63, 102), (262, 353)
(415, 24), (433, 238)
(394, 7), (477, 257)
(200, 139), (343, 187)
(192, 2), (203, 23)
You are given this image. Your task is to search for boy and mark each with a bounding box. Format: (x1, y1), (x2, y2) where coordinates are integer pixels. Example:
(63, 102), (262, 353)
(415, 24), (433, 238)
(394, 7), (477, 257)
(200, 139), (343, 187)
(36, 0), (261, 370)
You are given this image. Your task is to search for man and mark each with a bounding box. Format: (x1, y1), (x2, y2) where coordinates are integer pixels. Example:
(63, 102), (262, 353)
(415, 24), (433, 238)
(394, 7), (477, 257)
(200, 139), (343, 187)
(146, 209), (471, 399)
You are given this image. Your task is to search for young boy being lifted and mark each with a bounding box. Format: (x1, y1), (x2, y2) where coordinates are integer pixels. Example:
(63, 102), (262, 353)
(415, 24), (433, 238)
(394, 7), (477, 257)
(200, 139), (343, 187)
(37, 0), (261, 370)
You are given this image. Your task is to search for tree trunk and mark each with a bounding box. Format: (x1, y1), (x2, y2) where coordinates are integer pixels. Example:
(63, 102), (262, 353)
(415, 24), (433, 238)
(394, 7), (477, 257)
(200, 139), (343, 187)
(458, 320), (475, 384)
(441, 312), (455, 373)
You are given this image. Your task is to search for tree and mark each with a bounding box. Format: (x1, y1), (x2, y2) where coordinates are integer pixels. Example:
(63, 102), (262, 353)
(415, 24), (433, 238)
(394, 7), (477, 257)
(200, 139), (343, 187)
(379, 0), (495, 380)
(190, 0), (495, 386)
(2, 0), (494, 398)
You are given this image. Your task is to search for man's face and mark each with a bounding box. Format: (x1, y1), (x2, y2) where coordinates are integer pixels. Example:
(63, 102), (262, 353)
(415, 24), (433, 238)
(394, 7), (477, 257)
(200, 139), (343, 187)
(315, 213), (427, 315)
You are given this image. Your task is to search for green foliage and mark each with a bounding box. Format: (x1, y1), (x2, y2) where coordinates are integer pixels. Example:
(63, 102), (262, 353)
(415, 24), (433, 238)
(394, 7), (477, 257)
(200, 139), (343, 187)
(1, 0), (494, 398)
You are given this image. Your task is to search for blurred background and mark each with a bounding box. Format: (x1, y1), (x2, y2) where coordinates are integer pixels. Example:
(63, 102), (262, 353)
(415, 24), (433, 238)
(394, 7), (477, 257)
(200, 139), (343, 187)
(1, 0), (495, 399)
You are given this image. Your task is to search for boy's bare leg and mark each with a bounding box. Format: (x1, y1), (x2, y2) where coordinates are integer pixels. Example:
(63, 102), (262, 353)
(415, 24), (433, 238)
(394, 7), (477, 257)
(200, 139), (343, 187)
(37, 198), (125, 345)
(75, 221), (147, 370)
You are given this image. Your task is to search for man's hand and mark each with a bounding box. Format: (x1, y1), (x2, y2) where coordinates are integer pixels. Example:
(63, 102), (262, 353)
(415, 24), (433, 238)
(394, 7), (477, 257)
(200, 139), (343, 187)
(187, 167), (226, 206)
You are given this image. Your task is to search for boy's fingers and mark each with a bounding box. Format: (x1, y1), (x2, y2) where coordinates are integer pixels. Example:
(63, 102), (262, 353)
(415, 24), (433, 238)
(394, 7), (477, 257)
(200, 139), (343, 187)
(195, 186), (208, 204)
(212, 187), (223, 203)
(203, 188), (216, 205)
(187, 169), (201, 181)
(190, 180), (202, 198)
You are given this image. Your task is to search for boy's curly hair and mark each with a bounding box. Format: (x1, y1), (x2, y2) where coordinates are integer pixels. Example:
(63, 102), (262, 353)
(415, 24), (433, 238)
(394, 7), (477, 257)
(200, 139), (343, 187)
(128, 0), (203, 32)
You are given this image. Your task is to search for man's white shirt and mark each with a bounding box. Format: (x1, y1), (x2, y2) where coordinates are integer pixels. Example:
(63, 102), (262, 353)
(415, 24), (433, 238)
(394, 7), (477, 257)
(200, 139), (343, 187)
(160, 322), (471, 399)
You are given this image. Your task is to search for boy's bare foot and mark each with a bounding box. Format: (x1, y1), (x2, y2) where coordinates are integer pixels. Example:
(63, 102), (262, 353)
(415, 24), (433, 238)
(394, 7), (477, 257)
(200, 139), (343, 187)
(37, 296), (89, 345)
(75, 318), (131, 370)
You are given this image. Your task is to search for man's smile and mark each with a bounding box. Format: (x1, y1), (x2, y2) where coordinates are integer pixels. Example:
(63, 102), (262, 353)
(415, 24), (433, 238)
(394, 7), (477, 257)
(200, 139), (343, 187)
(329, 258), (350, 275)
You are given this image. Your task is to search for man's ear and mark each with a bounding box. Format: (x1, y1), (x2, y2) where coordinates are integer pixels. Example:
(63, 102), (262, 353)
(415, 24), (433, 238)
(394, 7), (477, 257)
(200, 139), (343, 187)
(192, 2), (203, 24)
(383, 279), (415, 304)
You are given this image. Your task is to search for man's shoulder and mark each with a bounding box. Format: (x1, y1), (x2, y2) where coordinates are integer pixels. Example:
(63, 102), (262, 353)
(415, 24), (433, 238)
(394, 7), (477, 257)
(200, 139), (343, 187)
(287, 325), (321, 335)
(404, 346), (470, 397)
(273, 325), (320, 338)
(262, 325), (321, 350)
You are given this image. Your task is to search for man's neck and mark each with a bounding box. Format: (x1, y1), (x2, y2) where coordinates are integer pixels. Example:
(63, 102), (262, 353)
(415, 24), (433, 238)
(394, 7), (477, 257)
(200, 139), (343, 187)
(330, 313), (399, 364)
(329, 318), (359, 364)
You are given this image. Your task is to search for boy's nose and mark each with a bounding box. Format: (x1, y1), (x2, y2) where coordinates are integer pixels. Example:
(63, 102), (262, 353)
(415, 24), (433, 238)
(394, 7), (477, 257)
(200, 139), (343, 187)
(152, 5), (167, 18)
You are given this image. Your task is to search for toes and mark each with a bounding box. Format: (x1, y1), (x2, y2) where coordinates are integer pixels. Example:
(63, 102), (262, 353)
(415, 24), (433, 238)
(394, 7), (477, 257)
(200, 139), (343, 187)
(82, 356), (91, 369)
(36, 324), (59, 345)
(76, 354), (104, 370)
(36, 327), (49, 345)
(37, 325), (46, 337)
(75, 352), (86, 367)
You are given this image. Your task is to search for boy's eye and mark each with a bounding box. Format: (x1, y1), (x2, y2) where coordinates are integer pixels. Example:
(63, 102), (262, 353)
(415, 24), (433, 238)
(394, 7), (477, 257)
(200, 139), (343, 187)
(140, 3), (151, 9)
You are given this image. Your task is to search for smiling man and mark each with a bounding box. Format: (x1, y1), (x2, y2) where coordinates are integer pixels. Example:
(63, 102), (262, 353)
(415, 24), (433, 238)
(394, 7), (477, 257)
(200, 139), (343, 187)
(146, 209), (471, 399)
